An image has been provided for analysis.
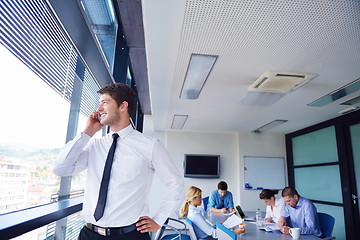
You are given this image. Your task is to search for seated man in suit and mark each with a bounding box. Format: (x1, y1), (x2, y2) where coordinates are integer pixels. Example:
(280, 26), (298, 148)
(278, 186), (322, 237)
(209, 181), (235, 213)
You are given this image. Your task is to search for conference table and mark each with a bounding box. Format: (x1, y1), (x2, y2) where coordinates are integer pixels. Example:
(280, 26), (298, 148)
(207, 211), (321, 240)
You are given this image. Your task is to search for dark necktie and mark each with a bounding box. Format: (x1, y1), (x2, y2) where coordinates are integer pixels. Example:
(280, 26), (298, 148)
(93, 133), (119, 221)
(221, 198), (224, 208)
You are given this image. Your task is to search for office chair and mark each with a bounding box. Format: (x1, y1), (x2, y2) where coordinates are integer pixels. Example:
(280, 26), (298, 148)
(155, 217), (191, 240)
(215, 222), (236, 240)
(184, 217), (198, 240)
(318, 212), (336, 239)
(202, 196), (209, 212)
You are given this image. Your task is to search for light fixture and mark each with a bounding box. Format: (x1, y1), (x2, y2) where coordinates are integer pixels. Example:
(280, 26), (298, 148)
(252, 120), (288, 133)
(308, 77), (360, 106)
(338, 106), (359, 115)
(179, 54), (218, 99)
(171, 115), (188, 129)
(340, 96), (360, 105)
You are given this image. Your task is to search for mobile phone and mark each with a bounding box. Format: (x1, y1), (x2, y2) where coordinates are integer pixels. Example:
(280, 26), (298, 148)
(97, 112), (101, 122)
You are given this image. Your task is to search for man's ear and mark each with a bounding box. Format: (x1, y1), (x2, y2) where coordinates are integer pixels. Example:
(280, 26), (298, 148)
(294, 195), (299, 201)
(120, 101), (129, 111)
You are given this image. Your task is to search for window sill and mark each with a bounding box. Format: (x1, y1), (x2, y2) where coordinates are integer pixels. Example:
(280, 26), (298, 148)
(0, 196), (83, 239)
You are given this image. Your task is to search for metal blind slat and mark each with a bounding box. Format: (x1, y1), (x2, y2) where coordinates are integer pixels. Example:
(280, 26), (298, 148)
(0, 0), (100, 115)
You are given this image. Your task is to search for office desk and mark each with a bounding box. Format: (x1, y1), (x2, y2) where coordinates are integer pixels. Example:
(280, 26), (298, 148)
(236, 222), (320, 240)
(206, 212), (320, 240)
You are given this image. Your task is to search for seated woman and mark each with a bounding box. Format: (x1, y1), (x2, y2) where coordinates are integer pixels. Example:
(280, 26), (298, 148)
(180, 186), (245, 240)
(259, 189), (285, 223)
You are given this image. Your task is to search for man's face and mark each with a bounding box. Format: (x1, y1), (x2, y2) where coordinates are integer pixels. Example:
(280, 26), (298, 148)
(218, 189), (227, 197)
(283, 195), (299, 207)
(97, 94), (121, 126)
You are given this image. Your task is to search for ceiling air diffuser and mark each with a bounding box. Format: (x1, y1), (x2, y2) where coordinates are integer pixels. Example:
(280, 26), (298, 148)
(249, 71), (318, 93)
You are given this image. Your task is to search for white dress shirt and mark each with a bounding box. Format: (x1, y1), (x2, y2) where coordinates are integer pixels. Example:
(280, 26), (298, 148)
(53, 124), (184, 228)
(265, 197), (285, 223)
(187, 205), (217, 239)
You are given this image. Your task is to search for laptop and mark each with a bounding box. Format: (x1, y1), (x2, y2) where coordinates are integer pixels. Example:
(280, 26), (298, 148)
(234, 205), (246, 219)
(235, 205), (256, 221)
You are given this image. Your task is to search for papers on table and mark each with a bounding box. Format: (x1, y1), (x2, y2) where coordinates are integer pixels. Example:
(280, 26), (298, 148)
(244, 216), (256, 222)
(224, 211), (236, 216)
(257, 222), (280, 232)
(222, 214), (242, 229)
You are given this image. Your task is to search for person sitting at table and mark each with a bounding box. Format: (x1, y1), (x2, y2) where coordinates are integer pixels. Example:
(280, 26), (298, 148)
(259, 189), (285, 223)
(277, 187), (322, 237)
(180, 186), (245, 240)
(209, 181), (235, 213)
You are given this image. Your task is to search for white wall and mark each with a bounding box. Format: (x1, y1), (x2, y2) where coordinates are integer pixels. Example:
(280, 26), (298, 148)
(143, 115), (287, 218)
(166, 130), (240, 204)
(238, 133), (287, 212)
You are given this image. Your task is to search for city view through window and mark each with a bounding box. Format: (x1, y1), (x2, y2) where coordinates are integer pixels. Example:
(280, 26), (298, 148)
(0, 44), (88, 216)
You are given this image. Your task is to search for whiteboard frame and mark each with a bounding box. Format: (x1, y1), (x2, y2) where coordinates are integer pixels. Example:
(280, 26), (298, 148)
(244, 156), (286, 190)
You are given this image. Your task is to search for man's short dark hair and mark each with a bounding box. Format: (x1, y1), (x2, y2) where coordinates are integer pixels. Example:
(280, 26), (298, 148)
(281, 186), (299, 198)
(98, 83), (137, 117)
(217, 181), (228, 191)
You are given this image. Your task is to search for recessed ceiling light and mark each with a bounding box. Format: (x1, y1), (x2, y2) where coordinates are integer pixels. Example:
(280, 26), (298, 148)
(171, 115), (188, 129)
(308, 78), (360, 106)
(179, 54), (218, 99)
(338, 106), (359, 115)
(340, 95), (360, 105)
(252, 120), (288, 133)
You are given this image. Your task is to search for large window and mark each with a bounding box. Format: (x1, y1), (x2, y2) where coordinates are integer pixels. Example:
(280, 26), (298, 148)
(0, 0), (144, 238)
(0, 44), (69, 214)
(0, 0), (101, 217)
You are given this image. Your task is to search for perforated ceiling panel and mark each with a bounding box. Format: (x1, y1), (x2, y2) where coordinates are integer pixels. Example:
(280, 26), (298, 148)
(143, 0), (360, 133)
(173, 0), (360, 89)
(165, 0), (360, 132)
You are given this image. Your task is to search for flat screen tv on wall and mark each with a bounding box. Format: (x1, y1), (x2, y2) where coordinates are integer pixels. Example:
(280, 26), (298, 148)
(184, 154), (220, 178)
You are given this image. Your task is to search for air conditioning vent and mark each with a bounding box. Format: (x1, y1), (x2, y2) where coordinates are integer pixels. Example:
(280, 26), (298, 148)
(249, 71), (318, 93)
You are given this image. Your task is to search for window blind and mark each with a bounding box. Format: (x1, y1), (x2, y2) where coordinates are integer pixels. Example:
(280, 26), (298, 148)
(0, 0), (99, 116)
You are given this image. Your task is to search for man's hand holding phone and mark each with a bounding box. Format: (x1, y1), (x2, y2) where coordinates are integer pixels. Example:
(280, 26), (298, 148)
(82, 111), (104, 137)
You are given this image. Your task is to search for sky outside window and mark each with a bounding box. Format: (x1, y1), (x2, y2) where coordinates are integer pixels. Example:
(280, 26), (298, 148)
(0, 43), (70, 215)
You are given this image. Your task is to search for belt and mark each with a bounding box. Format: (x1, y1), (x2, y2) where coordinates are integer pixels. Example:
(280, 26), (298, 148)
(86, 222), (137, 236)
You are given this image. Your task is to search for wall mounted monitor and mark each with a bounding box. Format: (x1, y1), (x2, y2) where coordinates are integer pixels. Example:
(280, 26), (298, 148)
(184, 154), (220, 178)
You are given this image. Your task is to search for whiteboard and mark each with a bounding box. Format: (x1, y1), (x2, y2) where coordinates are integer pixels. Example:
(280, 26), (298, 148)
(244, 156), (286, 190)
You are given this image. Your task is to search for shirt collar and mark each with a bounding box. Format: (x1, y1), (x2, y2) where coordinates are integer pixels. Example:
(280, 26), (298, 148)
(189, 204), (201, 213)
(217, 191), (226, 198)
(111, 124), (134, 139)
(295, 196), (304, 208)
(275, 198), (281, 206)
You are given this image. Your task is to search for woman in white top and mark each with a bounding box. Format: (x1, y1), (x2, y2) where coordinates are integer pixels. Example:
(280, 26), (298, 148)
(180, 186), (244, 240)
(259, 189), (285, 223)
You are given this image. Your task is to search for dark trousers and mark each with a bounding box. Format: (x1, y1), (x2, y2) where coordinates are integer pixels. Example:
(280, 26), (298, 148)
(78, 226), (151, 240)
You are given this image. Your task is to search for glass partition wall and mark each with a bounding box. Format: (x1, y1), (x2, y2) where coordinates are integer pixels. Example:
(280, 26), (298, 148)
(349, 123), (360, 219)
(290, 126), (345, 239)
(286, 111), (360, 240)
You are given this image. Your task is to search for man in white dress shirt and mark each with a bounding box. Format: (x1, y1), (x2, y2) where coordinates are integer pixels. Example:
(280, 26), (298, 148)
(53, 83), (184, 240)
